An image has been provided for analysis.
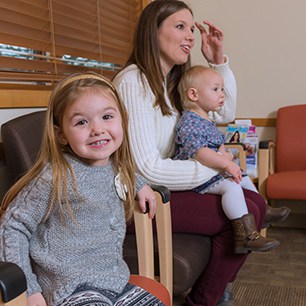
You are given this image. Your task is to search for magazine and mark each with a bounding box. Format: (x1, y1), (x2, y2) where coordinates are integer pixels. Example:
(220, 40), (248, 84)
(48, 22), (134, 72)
(225, 124), (249, 144)
(225, 121), (259, 171)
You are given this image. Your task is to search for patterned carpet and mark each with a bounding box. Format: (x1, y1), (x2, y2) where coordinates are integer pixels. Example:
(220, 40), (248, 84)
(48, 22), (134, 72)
(174, 227), (306, 305)
(233, 281), (306, 306)
(233, 227), (306, 306)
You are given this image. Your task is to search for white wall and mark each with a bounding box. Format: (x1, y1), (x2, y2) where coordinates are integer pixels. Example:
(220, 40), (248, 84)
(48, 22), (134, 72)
(189, 0), (306, 118)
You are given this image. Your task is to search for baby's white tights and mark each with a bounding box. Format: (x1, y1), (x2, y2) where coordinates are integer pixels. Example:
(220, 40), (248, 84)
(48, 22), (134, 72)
(208, 176), (258, 220)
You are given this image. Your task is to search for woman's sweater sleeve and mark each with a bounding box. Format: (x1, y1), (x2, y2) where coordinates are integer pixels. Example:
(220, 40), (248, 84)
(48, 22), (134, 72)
(208, 55), (237, 124)
(114, 69), (218, 191)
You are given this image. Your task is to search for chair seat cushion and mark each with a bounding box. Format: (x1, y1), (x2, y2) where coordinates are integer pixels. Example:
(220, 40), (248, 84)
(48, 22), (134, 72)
(266, 171), (306, 200)
(129, 275), (171, 305)
(124, 233), (211, 296)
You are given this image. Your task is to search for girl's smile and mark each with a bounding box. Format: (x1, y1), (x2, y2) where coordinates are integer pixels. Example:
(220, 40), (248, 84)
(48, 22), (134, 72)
(56, 89), (123, 166)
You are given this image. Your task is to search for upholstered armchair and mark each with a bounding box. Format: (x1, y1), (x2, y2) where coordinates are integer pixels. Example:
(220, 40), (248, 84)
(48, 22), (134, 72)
(258, 104), (306, 228)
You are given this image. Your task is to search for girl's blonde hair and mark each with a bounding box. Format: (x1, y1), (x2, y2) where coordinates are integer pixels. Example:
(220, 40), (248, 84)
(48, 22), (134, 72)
(1, 72), (137, 221)
(178, 65), (217, 110)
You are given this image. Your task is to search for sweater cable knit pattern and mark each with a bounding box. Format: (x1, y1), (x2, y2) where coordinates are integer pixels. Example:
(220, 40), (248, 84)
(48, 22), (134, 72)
(0, 154), (147, 306)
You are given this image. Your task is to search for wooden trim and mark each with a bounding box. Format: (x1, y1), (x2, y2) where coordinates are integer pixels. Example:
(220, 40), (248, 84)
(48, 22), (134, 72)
(240, 118), (276, 127)
(0, 84), (51, 90)
(218, 118), (276, 128)
(0, 87), (279, 125)
(0, 89), (50, 108)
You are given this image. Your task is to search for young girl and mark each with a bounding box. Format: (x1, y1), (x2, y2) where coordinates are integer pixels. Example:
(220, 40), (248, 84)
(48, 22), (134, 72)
(174, 65), (289, 254)
(0, 73), (163, 306)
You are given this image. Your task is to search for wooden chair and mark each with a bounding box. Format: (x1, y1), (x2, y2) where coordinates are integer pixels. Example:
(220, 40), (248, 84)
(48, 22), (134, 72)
(0, 186), (172, 305)
(258, 104), (306, 228)
(224, 143), (247, 172)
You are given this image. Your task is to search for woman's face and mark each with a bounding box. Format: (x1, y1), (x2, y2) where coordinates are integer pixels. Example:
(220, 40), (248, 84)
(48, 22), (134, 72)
(157, 8), (195, 76)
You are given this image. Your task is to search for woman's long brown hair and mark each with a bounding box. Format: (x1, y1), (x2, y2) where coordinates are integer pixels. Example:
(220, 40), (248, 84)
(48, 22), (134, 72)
(121, 0), (193, 116)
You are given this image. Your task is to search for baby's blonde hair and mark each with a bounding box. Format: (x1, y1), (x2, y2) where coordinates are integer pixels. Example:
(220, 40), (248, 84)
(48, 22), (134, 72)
(178, 65), (220, 110)
(1, 72), (137, 221)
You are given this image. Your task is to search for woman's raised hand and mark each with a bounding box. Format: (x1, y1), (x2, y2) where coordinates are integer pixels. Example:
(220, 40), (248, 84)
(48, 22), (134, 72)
(195, 20), (224, 65)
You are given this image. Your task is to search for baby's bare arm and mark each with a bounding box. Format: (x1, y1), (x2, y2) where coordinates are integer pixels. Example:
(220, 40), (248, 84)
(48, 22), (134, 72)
(195, 147), (242, 183)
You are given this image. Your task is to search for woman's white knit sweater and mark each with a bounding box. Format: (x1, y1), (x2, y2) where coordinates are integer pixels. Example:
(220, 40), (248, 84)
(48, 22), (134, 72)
(113, 58), (237, 191)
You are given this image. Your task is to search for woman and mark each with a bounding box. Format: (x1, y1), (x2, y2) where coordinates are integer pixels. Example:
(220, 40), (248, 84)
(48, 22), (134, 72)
(113, 1), (286, 305)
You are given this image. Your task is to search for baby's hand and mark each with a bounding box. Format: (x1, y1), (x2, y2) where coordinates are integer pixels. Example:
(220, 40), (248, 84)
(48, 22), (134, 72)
(27, 293), (47, 306)
(245, 144), (255, 156)
(136, 184), (156, 219)
(224, 161), (242, 183)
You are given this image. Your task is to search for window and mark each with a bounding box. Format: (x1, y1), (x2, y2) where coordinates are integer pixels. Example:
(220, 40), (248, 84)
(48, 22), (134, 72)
(0, 0), (148, 85)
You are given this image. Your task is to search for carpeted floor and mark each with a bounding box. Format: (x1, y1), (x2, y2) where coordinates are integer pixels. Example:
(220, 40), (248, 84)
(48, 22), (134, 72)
(233, 281), (306, 306)
(233, 226), (306, 305)
(174, 227), (306, 305)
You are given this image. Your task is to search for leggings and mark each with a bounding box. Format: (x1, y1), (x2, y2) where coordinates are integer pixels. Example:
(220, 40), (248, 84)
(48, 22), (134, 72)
(58, 283), (164, 306)
(170, 189), (266, 306)
(207, 176), (258, 219)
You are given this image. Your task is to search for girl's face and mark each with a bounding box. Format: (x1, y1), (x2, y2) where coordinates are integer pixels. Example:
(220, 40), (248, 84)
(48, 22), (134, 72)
(57, 89), (123, 166)
(157, 9), (195, 76)
(191, 71), (225, 117)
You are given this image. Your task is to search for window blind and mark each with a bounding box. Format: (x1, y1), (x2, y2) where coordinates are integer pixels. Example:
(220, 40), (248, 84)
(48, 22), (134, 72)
(0, 0), (148, 84)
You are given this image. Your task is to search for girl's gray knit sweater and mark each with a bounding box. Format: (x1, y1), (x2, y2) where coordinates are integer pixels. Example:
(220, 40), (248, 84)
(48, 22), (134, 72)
(0, 155), (147, 306)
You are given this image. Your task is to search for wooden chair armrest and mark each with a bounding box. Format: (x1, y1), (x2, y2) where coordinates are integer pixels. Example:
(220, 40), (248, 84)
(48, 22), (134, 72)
(153, 186), (172, 299)
(0, 262), (27, 306)
(133, 185), (173, 301)
(133, 204), (154, 279)
(258, 140), (275, 199)
(224, 142), (247, 172)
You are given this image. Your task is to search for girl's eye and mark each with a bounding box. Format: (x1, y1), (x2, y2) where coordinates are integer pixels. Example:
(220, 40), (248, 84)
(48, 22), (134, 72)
(191, 27), (195, 33)
(103, 114), (113, 120)
(76, 119), (87, 126)
(213, 87), (218, 92)
(176, 24), (184, 30)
